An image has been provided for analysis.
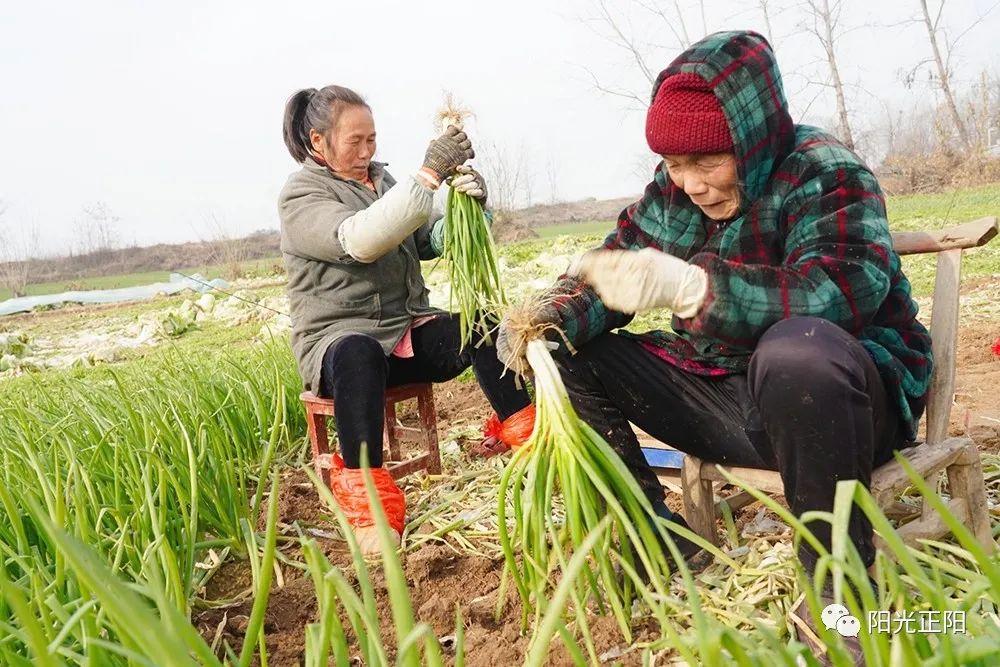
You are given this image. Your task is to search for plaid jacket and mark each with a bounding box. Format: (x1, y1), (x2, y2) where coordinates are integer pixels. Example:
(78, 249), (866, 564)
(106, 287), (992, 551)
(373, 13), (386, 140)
(548, 31), (932, 438)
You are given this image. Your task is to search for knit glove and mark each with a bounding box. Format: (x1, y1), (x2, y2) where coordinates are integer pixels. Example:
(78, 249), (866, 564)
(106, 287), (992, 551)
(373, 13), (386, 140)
(568, 248), (707, 317)
(421, 126), (474, 184)
(449, 165), (488, 205)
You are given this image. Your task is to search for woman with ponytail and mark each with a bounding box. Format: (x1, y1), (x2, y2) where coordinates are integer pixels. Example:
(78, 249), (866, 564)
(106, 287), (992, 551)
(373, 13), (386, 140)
(278, 85), (531, 553)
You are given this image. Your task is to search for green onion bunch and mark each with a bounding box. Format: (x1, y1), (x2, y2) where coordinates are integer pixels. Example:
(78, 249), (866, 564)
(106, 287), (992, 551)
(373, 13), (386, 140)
(442, 186), (506, 348)
(498, 338), (691, 653)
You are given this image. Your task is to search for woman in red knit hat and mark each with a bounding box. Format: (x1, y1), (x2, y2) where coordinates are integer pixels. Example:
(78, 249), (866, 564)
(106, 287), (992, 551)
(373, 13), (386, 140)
(498, 30), (931, 660)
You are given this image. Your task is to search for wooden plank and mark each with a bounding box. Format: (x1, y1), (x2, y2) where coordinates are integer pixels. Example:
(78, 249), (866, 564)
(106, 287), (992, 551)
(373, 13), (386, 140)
(888, 498), (969, 548)
(946, 447), (996, 551)
(635, 426), (668, 447)
(926, 248), (962, 444)
(656, 478), (683, 496)
(393, 426), (424, 443)
(308, 412), (332, 487)
(686, 439), (974, 517)
(870, 437), (971, 506)
(384, 403), (401, 461)
(653, 469), (683, 487)
(386, 383), (424, 402)
(417, 385), (442, 475)
(304, 400), (335, 417)
(700, 465), (785, 495)
(316, 453), (431, 481)
(300, 391), (336, 416)
(389, 454), (433, 480)
(681, 456), (719, 545)
(718, 490), (757, 513)
(884, 500), (921, 521)
(890, 216), (997, 255)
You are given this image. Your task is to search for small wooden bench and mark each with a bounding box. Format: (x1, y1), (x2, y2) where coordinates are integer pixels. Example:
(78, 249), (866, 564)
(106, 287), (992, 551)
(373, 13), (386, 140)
(301, 383), (442, 483)
(648, 216), (998, 552)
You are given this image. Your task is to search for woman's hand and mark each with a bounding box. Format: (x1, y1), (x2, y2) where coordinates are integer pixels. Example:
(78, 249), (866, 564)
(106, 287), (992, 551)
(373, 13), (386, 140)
(421, 126), (474, 184)
(449, 165), (488, 205)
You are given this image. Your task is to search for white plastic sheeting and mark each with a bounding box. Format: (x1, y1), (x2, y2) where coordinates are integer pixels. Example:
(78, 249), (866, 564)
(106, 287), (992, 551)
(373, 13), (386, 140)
(0, 273), (229, 317)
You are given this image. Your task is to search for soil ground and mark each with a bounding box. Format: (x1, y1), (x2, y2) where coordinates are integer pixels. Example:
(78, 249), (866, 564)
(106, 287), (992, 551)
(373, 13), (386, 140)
(194, 377), (649, 666)
(193, 319), (1000, 666)
(951, 322), (1000, 450)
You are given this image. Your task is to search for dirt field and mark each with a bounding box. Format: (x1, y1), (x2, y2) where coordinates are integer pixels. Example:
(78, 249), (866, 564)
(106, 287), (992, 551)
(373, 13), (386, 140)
(188, 318), (1000, 666)
(952, 321), (1000, 451)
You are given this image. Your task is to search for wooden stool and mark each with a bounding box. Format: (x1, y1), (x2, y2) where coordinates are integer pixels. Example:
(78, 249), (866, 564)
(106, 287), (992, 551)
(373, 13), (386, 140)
(647, 217), (999, 554)
(301, 383), (441, 484)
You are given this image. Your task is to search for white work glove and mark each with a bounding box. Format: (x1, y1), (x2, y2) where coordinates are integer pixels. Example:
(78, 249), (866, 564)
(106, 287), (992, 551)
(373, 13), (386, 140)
(449, 165), (488, 205)
(568, 248), (708, 317)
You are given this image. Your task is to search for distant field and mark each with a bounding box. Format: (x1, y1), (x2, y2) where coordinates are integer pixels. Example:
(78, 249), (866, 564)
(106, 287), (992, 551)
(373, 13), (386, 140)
(885, 183), (1000, 295)
(534, 220), (612, 238)
(886, 183), (1000, 229)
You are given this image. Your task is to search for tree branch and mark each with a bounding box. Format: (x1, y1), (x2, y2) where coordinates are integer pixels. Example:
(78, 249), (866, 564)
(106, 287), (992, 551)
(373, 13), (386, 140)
(634, 0), (689, 49)
(578, 64), (648, 108)
(596, 0), (656, 83)
(946, 0), (1000, 53)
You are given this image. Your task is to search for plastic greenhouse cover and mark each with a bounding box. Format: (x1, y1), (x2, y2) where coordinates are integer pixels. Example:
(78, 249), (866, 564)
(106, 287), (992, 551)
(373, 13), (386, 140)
(0, 273), (229, 317)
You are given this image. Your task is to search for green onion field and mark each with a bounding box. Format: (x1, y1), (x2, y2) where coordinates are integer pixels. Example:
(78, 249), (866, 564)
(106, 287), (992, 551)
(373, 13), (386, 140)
(1, 184), (998, 665)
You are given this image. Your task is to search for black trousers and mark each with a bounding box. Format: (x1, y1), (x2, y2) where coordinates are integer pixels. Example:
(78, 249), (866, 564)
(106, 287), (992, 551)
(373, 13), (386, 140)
(556, 316), (905, 570)
(320, 314), (531, 468)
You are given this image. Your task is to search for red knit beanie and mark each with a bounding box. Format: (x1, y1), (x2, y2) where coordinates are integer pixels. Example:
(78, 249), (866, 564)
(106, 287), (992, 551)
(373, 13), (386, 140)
(646, 72), (732, 155)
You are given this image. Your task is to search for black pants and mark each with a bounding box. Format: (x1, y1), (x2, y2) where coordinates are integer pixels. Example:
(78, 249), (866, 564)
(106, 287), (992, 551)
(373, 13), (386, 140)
(320, 314), (531, 468)
(556, 316), (905, 570)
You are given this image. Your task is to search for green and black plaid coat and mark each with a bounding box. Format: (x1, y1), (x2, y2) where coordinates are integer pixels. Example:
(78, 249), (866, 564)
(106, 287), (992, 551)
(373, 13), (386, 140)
(548, 30), (932, 438)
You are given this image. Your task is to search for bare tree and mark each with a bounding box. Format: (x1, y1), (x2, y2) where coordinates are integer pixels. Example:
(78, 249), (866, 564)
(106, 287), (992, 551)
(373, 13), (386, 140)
(891, 1), (1000, 150)
(545, 157), (561, 204)
(578, 0), (702, 107)
(758, 0), (778, 43)
(0, 206), (39, 299)
(913, 0), (1000, 149)
(799, 0), (856, 150)
(201, 212), (251, 280)
(967, 69), (1000, 149)
(478, 141), (530, 222)
(475, 141), (541, 242)
(917, 0), (967, 148)
(76, 201), (119, 261)
(878, 100), (903, 161)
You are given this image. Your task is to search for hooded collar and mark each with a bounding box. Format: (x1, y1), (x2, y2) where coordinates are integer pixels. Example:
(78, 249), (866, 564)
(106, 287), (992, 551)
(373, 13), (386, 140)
(649, 31), (795, 213)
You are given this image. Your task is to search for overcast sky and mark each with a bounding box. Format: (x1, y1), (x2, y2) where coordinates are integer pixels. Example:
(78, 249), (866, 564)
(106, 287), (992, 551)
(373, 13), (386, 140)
(2, 0), (997, 255)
